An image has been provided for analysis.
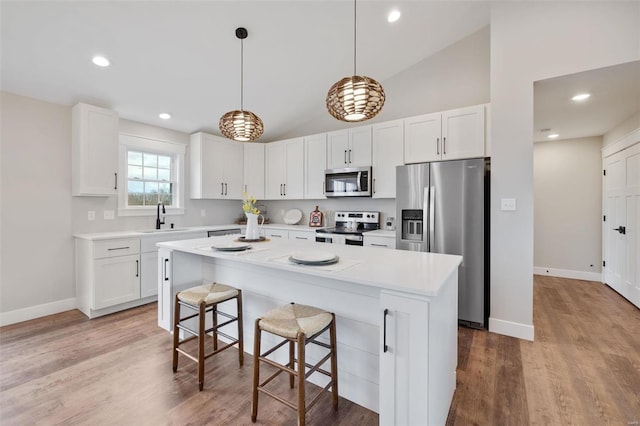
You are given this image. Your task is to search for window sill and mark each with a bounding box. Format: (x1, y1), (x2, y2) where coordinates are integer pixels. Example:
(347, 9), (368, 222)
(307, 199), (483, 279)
(118, 207), (185, 217)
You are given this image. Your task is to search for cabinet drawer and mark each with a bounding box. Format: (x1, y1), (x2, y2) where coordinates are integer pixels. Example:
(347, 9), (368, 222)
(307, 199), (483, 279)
(364, 236), (396, 249)
(265, 230), (288, 239)
(289, 230), (315, 241)
(93, 238), (140, 259)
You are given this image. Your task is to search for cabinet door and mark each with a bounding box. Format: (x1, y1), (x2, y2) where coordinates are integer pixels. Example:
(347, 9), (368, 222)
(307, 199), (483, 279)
(327, 130), (350, 168)
(404, 112), (441, 164)
(372, 120), (404, 198)
(223, 141), (244, 199)
(348, 125), (372, 167)
(284, 138), (304, 199)
(264, 229), (288, 239)
(289, 230), (316, 242)
(379, 291), (430, 426)
(190, 133), (225, 199)
(140, 251), (158, 298)
(304, 134), (327, 199)
(244, 143), (265, 199)
(72, 103), (119, 196)
(94, 254), (141, 309)
(157, 249), (172, 330)
(265, 142), (285, 199)
(363, 235), (396, 249)
(441, 104), (485, 160)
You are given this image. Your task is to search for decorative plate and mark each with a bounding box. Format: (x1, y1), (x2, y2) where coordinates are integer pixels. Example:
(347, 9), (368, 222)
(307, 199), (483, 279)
(289, 251), (338, 265)
(212, 242), (252, 251)
(283, 209), (303, 225)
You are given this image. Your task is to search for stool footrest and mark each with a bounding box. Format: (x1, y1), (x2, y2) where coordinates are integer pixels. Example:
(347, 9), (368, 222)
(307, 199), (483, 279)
(257, 387), (297, 411)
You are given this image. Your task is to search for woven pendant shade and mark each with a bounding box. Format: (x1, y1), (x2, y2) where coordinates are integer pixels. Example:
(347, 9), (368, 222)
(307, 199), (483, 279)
(326, 75), (385, 122)
(219, 110), (264, 142)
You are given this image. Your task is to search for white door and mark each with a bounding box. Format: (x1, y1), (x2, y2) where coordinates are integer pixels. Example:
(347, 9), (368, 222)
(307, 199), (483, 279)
(244, 143), (265, 199)
(94, 254), (141, 309)
(304, 133), (327, 199)
(603, 142), (640, 308)
(348, 125), (372, 167)
(223, 141), (244, 199)
(441, 104), (485, 161)
(284, 138), (304, 199)
(141, 251), (158, 298)
(327, 130), (350, 168)
(265, 141), (285, 199)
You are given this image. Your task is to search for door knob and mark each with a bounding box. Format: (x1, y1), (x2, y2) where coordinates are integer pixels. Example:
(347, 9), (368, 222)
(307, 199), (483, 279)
(613, 226), (626, 235)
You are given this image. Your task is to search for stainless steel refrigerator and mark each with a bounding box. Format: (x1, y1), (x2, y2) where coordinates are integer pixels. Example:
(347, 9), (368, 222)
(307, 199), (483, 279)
(396, 159), (489, 328)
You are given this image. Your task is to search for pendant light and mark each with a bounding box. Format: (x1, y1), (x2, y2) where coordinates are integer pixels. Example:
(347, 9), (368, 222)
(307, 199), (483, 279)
(219, 27), (264, 142)
(326, 0), (385, 122)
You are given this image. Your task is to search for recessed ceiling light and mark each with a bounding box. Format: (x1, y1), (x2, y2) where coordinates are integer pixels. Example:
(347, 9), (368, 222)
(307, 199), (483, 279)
(159, 113), (171, 120)
(547, 133), (559, 139)
(387, 9), (401, 23)
(92, 56), (110, 67)
(571, 93), (591, 101)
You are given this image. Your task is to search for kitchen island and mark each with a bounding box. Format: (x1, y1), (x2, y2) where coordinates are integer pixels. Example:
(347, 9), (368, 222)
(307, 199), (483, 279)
(157, 235), (462, 425)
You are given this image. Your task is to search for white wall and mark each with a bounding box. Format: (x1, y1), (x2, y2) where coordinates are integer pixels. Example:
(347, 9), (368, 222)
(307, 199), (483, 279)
(603, 111), (640, 147)
(277, 26), (490, 140)
(534, 137), (603, 281)
(489, 1), (639, 340)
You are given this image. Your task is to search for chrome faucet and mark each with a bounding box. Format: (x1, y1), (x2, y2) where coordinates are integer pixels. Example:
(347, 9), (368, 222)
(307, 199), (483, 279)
(156, 202), (166, 229)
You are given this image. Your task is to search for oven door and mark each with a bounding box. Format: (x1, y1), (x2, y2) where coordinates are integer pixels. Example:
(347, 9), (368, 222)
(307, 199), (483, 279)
(315, 232), (333, 243)
(344, 235), (363, 246)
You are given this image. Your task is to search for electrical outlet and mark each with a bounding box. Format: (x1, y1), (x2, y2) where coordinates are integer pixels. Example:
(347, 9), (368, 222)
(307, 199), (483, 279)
(88, 211), (95, 221)
(201, 209), (206, 217)
(103, 210), (115, 220)
(500, 198), (517, 211)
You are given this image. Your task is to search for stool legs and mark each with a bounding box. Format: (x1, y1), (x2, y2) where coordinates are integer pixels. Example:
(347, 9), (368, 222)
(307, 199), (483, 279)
(251, 319), (261, 423)
(330, 313), (339, 410)
(172, 294), (180, 372)
(297, 333), (306, 426)
(198, 301), (206, 391)
(237, 290), (244, 367)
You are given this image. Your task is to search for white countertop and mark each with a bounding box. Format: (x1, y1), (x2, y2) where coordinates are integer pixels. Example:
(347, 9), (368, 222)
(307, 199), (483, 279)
(73, 224), (322, 241)
(158, 235), (462, 297)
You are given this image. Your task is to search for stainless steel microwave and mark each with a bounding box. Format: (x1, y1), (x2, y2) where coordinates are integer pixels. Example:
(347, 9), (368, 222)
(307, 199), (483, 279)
(324, 166), (372, 197)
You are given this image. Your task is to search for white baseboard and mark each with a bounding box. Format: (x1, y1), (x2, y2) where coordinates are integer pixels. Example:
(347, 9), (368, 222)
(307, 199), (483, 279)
(0, 298), (77, 327)
(489, 317), (534, 341)
(534, 266), (602, 282)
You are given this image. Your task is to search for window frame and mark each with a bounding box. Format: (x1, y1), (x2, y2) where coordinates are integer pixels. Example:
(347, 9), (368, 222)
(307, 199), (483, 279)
(118, 133), (186, 217)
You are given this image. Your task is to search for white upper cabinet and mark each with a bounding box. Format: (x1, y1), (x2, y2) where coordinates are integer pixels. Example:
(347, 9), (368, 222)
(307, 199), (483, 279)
(243, 143), (265, 199)
(404, 104), (486, 164)
(265, 137), (304, 200)
(441, 104), (485, 161)
(304, 133), (327, 199)
(190, 132), (243, 199)
(404, 112), (442, 164)
(72, 103), (119, 196)
(327, 125), (372, 168)
(372, 120), (404, 198)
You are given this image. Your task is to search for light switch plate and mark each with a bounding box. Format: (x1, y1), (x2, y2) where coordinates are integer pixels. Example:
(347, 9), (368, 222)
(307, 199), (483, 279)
(104, 210), (115, 220)
(501, 198), (517, 211)
(201, 209), (206, 217)
(88, 211), (96, 221)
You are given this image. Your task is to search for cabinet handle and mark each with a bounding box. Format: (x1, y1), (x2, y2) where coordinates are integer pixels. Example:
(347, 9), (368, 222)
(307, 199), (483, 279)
(443, 137), (446, 155)
(280, 184), (283, 196)
(349, 149), (352, 163)
(221, 182), (224, 196)
(108, 246), (130, 251)
(225, 183), (228, 196)
(436, 138), (440, 155)
(295, 236), (306, 240)
(383, 308), (389, 353)
(283, 183), (286, 196)
(371, 243), (387, 247)
(114, 173), (118, 190)
(245, 184), (247, 193)
(373, 178), (376, 194)
(135, 260), (139, 277)
(164, 258), (169, 281)
(344, 150), (347, 164)
(271, 234), (282, 238)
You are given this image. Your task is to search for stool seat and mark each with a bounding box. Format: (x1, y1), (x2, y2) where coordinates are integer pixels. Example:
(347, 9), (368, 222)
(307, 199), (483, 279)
(178, 283), (239, 306)
(259, 303), (332, 339)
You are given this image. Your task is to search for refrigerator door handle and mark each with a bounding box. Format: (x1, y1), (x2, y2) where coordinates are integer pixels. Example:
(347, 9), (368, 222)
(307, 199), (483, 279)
(428, 185), (435, 252)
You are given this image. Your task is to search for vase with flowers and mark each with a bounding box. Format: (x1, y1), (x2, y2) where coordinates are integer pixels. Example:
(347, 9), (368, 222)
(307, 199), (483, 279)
(242, 193), (264, 240)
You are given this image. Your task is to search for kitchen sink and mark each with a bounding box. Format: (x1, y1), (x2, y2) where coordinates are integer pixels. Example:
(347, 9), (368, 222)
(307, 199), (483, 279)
(140, 228), (189, 233)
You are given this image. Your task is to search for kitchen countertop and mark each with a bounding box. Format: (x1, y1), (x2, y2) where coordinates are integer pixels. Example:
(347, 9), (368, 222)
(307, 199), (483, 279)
(158, 234), (461, 297)
(73, 223), (322, 241)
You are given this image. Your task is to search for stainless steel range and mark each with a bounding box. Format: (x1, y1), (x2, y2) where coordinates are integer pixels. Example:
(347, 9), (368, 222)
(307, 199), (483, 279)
(315, 211), (379, 246)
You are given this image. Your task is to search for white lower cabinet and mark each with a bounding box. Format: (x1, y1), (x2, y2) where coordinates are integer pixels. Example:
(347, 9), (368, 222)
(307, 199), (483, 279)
(140, 251), (158, 298)
(76, 237), (141, 317)
(264, 229), (288, 239)
(288, 230), (316, 242)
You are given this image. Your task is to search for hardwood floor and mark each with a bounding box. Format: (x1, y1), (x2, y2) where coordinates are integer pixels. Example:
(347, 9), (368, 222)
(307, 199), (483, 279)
(1, 275), (638, 425)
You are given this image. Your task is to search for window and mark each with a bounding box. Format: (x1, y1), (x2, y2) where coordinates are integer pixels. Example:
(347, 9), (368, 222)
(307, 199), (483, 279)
(127, 151), (174, 206)
(118, 134), (186, 216)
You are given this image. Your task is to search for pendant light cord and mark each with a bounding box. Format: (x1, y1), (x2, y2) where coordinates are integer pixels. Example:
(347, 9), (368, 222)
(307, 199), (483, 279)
(240, 37), (244, 111)
(353, 0), (357, 76)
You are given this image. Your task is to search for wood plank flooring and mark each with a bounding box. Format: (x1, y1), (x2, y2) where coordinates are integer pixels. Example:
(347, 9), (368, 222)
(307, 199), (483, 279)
(1, 275), (639, 425)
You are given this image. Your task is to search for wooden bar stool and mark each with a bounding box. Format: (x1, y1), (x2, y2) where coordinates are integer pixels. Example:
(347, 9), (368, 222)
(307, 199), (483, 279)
(172, 283), (244, 391)
(251, 303), (338, 426)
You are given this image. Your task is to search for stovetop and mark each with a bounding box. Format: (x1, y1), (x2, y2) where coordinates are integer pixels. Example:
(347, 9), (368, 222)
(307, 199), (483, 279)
(317, 210), (380, 235)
